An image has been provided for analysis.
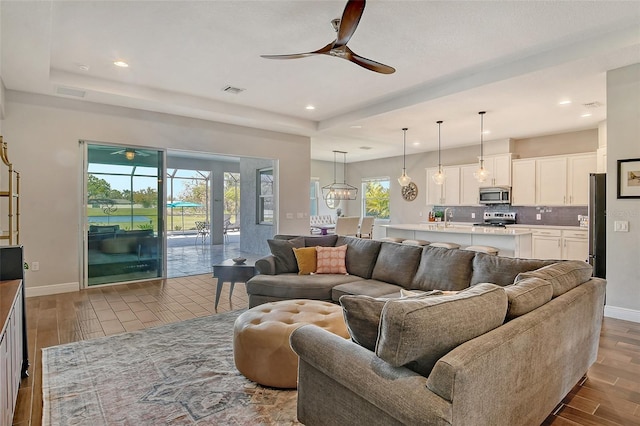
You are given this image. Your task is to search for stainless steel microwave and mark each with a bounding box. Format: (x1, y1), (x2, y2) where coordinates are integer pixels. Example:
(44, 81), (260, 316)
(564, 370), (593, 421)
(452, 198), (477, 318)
(479, 186), (511, 205)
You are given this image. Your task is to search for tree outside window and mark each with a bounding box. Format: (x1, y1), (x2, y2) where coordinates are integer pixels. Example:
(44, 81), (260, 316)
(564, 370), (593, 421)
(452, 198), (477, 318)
(362, 178), (390, 219)
(257, 168), (274, 224)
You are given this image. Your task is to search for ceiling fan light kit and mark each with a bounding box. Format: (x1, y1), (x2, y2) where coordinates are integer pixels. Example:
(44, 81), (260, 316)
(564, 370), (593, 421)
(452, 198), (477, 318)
(261, 0), (395, 74)
(432, 120), (446, 185)
(398, 127), (412, 186)
(322, 151), (358, 208)
(474, 111), (491, 183)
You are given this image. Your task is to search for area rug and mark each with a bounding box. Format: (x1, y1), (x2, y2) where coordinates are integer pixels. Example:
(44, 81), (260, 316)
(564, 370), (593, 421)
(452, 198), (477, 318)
(42, 310), (300, 425)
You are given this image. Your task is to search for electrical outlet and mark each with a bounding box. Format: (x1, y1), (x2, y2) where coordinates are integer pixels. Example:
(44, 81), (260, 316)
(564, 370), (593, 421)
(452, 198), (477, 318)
(536, 214), (542, 220)
(471, 213), (475, 219)
(32, 261), (40, 271)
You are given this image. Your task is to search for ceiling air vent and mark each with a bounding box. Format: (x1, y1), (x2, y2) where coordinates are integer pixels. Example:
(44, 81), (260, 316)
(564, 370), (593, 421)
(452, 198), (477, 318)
(222, 86), (245, 95)
(56, 86), (86, 98)
(582, 101), (603, 109)
(359, 146), (372, 150)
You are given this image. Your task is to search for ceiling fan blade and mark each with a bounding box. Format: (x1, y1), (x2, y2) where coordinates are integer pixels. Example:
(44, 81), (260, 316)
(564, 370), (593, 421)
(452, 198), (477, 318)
(335, 0), (366, 48)
(345, 47), (395, 74)
(261, 42), (333, 60)
(110, 150), (125, 155)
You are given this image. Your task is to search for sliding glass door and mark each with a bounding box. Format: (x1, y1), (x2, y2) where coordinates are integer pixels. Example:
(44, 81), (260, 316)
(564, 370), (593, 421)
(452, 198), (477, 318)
(84, 143), (165, 286)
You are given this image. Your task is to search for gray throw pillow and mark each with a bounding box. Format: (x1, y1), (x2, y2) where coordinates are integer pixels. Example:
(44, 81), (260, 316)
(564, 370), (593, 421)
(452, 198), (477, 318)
(340, 290), (443, 351)
(504, 277), (553, 320)
(376, 283), (507, 377)
(371, 243), (423, 288)
(515, 260), (593, 297)
(470, 253), (555, 286)
(336, 236), (382, 278)
(267, 236), (305, 274)
(412, 246), (476, 291)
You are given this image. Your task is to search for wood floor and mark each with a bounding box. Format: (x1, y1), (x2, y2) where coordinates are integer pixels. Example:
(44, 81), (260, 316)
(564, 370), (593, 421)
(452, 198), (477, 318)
(11, 276), (640, 426)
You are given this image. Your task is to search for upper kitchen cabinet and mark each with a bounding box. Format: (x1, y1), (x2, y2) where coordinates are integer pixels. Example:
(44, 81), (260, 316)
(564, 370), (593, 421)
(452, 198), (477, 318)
(460, 164), (480, 205)
(482, 154), (512, 187)
(425, 166), (460, 205)
(521, 152), (596, 206)
(511, 159), (536, 206)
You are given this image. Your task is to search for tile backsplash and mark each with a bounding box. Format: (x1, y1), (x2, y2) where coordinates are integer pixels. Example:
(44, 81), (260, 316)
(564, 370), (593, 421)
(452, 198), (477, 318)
(433, 205), (588, 227)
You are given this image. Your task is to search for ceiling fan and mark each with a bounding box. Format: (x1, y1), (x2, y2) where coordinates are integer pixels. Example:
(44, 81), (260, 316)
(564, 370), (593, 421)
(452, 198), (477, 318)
(111, 148), (150, 161)
(261, 0), (395, 74)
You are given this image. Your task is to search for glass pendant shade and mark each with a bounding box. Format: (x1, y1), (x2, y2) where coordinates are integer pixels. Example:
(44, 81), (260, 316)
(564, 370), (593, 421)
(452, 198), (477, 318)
(398, 170), (411, 186)
(431, 120), (445, 185)
(398, 127), (411, 186)
(475, 111), (491, 183)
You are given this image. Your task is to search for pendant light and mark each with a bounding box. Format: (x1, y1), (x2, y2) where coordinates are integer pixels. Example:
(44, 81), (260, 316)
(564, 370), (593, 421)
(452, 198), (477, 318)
(474, 111), (491, 183)
(432, 120), (445, 185)
(397, 127), (412, 186)
(322, 150), (358, 206)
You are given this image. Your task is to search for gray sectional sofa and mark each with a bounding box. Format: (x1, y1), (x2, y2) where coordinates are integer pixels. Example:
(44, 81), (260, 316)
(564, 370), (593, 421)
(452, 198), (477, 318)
(247, 234), (607, 425)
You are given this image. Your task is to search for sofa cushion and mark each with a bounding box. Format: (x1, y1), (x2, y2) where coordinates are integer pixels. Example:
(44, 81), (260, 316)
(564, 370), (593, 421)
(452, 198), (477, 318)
(293, 247), (317, 275)
(267, 237), (306, 274)
(316, 245), (348, 274)
(336, 236), (382, 278)
(339, 290), (444, 351)
(305, 234), (339, 247)
(504, 277), (553, 320)
(376, 283), (507, 377)
(471, 253), (555, 286)
(246, 273), (363, 300)
(332, 279), (404, 301)
(515, 260), (593, 297)
(411, 246), (476, 291)
(371, 243), (423, 288)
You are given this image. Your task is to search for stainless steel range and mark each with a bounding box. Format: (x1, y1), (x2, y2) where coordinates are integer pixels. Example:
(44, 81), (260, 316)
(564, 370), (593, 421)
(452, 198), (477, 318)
(473, 212), (516, 228)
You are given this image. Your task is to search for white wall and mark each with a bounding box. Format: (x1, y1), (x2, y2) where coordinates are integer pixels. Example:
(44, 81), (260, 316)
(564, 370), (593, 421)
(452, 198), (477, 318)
(3, 91), (310, 291)
(605, 63), (640, 322)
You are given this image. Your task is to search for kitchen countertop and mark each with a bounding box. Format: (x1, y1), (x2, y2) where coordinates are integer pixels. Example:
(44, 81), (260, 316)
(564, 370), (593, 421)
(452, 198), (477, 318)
(506, 224), (587, 231)
(383, 223), (532, 236)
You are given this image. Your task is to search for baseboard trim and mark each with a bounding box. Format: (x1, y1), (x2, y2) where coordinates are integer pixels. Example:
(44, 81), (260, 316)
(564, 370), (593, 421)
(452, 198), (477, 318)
(604, 305), (640, 324)
(26, 281), (79, 297)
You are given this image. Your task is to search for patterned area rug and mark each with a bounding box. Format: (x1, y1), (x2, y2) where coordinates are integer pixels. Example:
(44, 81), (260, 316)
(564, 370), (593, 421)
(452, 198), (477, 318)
(42, 310), (300, 425)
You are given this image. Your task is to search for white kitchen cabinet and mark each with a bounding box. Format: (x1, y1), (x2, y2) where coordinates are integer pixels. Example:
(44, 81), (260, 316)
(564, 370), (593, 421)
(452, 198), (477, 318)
(483, 154), (512, 187)
(442, 166), (460, 205)
(562, 229), (589, 261)
(567, 154), (597, 205)
(511, 159), (536, 206)
(534, 153), (596, 206)
(425, 166), (460, 205)
(536, 157), (567, 205)
(531, 229), (562, 260)
(460, 164), (480, 205)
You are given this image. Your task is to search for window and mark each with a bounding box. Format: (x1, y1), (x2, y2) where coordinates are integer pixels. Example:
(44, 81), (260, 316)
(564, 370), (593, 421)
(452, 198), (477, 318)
(257, 168), (274, 224)
(310, 179), (320, 216)
(362, 177), (390, 219)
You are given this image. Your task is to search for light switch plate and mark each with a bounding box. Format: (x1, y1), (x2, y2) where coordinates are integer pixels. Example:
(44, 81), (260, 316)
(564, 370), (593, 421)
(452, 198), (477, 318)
(536, 214), (541, 220)
(614, 221), (629, 232)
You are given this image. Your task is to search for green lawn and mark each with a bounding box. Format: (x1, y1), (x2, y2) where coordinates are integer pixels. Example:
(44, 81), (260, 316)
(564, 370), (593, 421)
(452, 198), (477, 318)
(88, 207), (207, 232)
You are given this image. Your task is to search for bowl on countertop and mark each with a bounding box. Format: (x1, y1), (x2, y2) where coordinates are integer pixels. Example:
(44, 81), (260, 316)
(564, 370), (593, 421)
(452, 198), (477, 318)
(232, 257), (247, 265)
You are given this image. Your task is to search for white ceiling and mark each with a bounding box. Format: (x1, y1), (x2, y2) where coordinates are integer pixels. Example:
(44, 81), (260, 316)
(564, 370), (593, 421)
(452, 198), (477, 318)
(2, 1), (639, 162)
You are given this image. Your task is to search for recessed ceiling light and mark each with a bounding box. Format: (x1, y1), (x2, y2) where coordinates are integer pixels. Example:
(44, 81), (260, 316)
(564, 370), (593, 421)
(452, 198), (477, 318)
(558, 100), (572, 106)
(482, 130), (491, 135)
(581, 113), (592, 118)
(78, 64), (90, 71)
(412, 142), (421, 146)
(305, 105), (315, 110)
(350, 125), (362, 129)
(113, 61), (129, 68)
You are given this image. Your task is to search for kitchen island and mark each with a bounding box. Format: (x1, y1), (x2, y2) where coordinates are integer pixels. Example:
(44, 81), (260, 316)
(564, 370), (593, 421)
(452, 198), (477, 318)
(383, 223), (533, 258)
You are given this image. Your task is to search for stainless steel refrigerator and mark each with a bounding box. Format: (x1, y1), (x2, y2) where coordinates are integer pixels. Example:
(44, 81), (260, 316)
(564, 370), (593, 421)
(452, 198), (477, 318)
(588, 173), (606, 278)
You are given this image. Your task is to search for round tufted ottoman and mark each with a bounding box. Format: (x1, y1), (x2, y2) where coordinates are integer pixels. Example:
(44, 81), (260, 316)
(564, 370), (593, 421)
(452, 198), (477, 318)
(233, 299), (349, 388)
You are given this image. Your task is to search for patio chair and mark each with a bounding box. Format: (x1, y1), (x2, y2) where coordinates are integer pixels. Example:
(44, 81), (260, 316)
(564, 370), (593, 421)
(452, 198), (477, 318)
(223, 218), (232, 243)
(195, 221), (210, 245)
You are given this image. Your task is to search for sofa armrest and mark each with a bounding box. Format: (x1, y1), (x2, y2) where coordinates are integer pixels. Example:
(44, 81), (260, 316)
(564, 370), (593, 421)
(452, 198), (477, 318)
(290, 325), (451, 425)
(255, 255), (276, 275)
